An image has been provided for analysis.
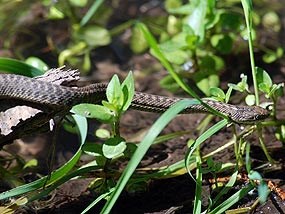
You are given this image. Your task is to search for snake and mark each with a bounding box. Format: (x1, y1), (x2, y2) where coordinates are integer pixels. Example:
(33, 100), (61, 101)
(0, 74), (270, 124)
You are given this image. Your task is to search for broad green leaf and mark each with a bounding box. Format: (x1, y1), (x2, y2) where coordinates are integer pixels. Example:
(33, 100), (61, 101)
(121, 71), (135, 111)
(159, 37), (188, 52)
(102, 137), (127, 159)
(23, 159), (38, 169)
(228, 74), (249, 92)
(165, 0), (182, 11)
(75, 26), (111, 47)
(124, 143), (137, 158)
(69, 0), (88, 7)
(248, 170), (262, 180)
(48, 6), (65, 19)
(209, 87), (225, 101)
(102, 100), (117, 112)
(258, 83), (270, 94)
(72, 104), (113, 122)
(25, 57), (49, 71)
(82, 143), (103, 157)
(107, 75), (124, 109)
(245, 94), (255, 106)
(262, 11), (281, 32)
(159, 75), (180, 92)
(197, 74), (219, 96)
(220, 12), (242, 31)
(186, 0), (207, 41)
(256, 67), (272, 87)
(130, 25), (149, 53)
(258, 181), (269, 203)
(163, 49), (188, 65)
(95, 129), (111, 139)
(225, 87), (232, 103)
(185, 34), (198, 49)
(167, 15), (181, 35)
(167, 4), (193, 15)
(210, 34), (233, 54)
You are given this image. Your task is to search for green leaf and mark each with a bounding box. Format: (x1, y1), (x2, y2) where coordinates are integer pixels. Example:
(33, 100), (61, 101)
(197, 74), (219, 96)
(159, 75), (180, 92)
(121, 71), (135, 111)
(75, 26), (111, 47)
(69, 0), (88, 7)
(186, 0), (208, 41)
(72, 104), (113, 122)
(185, 34), (198, 50)
(130, 24), (149, 53)
(209, 87), (225, 101)
(82, 143), (103, 157)
(165, 0), (182, 11)
(101, 100), (117, 112)
(23, 159), (38, 169)
(256, 67), (272, 87)
(220, 12), (242, 31)
(163, 49), (188, 65)
(0, 57), (44, 77)
(262, 11), (281, 32)
(107, 75), (124, 109)
(248, 170), (262, 180)
(48, 6), (65, 19)
(159, 36), (188, 52)
(167, 3), (193, 15)
(102, 137), (127, 159)
(167, 15), (181, 35)
(258, 83), (271, 94)
(245, 94), (255, 106)
(258, 181), (269, 203)
(95, 129), (111, 139)
(228, 74), (249, 92)
(124, 143), (137, 158)
(210, 34), (233, 54)
(25, 57), (49, 71)
(225, 87), (232, 103)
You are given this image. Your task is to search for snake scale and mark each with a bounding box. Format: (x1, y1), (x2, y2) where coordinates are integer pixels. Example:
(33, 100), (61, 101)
(0, 74), (270, 124)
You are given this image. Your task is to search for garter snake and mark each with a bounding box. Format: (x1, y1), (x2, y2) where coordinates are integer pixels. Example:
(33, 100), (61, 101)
(0, 74), (270, 124)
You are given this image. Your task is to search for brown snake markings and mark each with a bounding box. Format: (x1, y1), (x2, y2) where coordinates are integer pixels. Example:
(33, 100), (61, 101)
(0, 74), (270, 124)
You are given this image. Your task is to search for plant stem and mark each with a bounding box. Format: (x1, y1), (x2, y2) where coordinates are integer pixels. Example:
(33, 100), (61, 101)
(241, 0), (259, 105)
(257, 126), (275, 163)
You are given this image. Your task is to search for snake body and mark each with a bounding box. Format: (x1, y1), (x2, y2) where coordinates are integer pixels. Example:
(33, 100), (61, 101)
(0, 74), (270, 124)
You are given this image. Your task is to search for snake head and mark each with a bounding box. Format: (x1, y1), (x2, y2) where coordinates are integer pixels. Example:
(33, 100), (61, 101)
(231, 105), (271, 124)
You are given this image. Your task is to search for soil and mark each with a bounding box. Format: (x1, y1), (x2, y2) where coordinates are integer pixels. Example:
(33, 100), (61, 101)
(1, 1), (285, 213)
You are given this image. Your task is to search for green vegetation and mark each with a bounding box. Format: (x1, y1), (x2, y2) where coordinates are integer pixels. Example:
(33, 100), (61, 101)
(0, 0), (284, 213)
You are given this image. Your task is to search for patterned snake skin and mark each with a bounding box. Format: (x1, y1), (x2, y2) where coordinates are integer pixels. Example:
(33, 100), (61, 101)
(0, 74), (270, 124)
